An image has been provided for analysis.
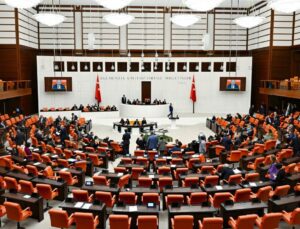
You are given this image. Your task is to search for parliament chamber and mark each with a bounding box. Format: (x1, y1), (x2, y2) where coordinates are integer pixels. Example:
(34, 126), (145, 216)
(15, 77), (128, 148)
(0, 0), (300, 228)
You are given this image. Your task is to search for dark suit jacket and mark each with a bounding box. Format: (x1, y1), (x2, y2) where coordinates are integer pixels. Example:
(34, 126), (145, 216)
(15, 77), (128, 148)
(220, 167), (235, 180)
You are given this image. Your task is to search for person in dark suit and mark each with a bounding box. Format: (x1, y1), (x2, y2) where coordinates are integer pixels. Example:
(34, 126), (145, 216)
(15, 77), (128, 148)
(147, 132), (158, 150)
(275, 164), (286, 185)
(60, 125), (68, 145)
(52, 80), (66, 91)
(122, 129), (131, 155)
(226, 80), (240, 90)
(220, 164), (235, 180)
(141, 117), (147, 125)
(121, 95), (127, 104)
(119, 118), (125, 125)
(134, 119), (140, 126)
(168, 103), (174, 118)
(15, 129), (25, 146)
(221, 135), (233, 151)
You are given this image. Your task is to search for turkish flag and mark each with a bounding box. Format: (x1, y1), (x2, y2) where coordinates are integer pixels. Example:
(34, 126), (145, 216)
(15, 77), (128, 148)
(190, 75), (196, 102)
(95, 75), (102, 104)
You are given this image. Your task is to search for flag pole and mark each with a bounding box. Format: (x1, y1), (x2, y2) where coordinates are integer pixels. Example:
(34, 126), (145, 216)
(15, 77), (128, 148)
(193, 102), (195, 114)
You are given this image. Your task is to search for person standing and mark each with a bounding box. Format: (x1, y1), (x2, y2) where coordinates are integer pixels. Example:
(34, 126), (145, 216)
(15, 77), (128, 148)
(122, 129), (131, 155)
(168, 103), (174, 118)
(121, 95), (127, 104)
(147, 132), (158, 150)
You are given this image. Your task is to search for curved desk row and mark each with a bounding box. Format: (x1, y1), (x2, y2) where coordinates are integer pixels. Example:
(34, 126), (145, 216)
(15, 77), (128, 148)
(39, 110), (120, 119)
(113, 122), (158, 134)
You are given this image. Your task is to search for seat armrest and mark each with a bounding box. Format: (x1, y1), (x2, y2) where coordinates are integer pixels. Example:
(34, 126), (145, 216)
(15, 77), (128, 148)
(23, 207), (31, 212)
(53, 188), (58, 192)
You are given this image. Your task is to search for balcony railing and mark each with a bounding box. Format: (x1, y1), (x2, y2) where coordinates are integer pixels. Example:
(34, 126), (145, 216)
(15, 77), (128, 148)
(0, 80), (32, 100)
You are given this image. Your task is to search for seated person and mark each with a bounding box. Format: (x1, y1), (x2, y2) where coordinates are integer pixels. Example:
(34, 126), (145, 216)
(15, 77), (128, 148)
(267, 155), (279, 181)
(127, 100), (132, 105)
(162, 99), (167, 104)
(132, 99), (137, 105)
(105, 106), (111, 111)
(274, 163), (286, 185)
(79, 104), (84, 110)
(24, 143), (32, 161)
(125, 119), (130, 125)
(111, 105), (117, 111)
(136, 134), (146, 150)
(142, 117), (147, 125)
(119, 118), (125, 125)
(71, 104), (78, 110)
(134, 119), (140, 126)
(220, 164), (235, 181)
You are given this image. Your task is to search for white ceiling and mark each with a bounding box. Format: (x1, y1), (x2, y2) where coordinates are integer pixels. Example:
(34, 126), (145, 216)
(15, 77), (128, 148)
(46, 0), (264, 8)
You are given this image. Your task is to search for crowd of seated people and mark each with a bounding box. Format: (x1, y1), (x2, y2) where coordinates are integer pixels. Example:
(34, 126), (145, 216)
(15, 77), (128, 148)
(0, 106), (299, 229)
(118, 117), (148, 126)
(40, 104), (118, 112)
(121, 95), (167, 105)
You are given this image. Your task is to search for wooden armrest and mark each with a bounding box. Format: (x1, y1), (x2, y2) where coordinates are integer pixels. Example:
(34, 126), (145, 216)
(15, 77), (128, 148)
(23, 207), (31, 212)
(53, 188), (58, 192)
(69, 213), (74, 219)
(73, 176), (78, 179)
(89, 194), (94, 199)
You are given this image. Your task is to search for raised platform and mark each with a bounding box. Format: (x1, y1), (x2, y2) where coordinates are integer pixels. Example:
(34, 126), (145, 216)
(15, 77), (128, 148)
(259, 87), (300, 99)
(119, 104), (169, 118)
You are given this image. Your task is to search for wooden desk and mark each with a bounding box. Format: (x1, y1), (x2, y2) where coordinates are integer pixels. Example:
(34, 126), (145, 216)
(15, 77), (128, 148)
(240, 180), (275, 193)
(6, 171), (34, 181)
(202, 184), (241, 196)
(285, 173), (300, 189)
(268, 195), (300, 212)
(1, 192), (44, 221)
(162, 187), (204, 210)
(60, 202), (106, 229)
(32, 177), (67, 201)
(168, 205), (216, 229)
(282, 156), (300, 165)
(112, 205), (159, 229)
(118, 164), (148, 172)
(81, 184), (120, 196)
(94, 172), (124, 185)
(220, 202), (267, 227)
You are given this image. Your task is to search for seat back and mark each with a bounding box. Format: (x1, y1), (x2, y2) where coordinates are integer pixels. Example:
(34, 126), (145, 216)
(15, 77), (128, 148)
(137, 215), (157, 229)
(57, 159), (69, 167)
(204, 175), (219, 186)
(253, 157), (265, 169)
(201, 217), (223, 229)
(4, 202), (23, 221)
(4, 177), (18, 190)
(157, 167), (171, 175)
(201, 166), (215, 174)
(72, 190), (89, 202)
(256, 186), (273, 202)
(158, 177), (172, 191)
(118, 174), (131, 188)
(183, 177), (199, 187)
(235, 214), (257, 229)
(174, 168), (188, 179)
(273, 185), (290, 197)
(43, 166), (55, 178)
(138, 177), (152, 187)
(228, 174), (242, 184)
(228, 151), (242, 161)
(36, 184), (53, 200)
(234, 188), (252, 202)
(131, 168), (144, 180)
(290, 208), (300, 224)
(260, 213), (282, 229)
(59, 171), (73, 185)
(173, 215), (193, 229)
(93, 175), (108, 186)
(75, 161), (87, 172)
(166, 195), (184, 206)
(245, 173), (260, 182)
(95, 191), (113, 207)
(49, 209), (70, 228)
(119, 192), (136, 205)
(189, 192), (207, 205)
(212, 192), (232, 208)
(74, 212), (96, 228)
(142, 193), (160, 205)
(110, 215), (130, 229)
(19, 180), (35, 194)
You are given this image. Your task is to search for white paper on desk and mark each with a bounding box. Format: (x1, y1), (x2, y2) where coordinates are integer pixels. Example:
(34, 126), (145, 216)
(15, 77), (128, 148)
(23, 195), (31, 199)
(215, 185), (223, 190)
(128, 206), (137, 212)
(192, 155), (198, 158)
(149, 175), (155, 179)
(162, 156), (166, 159)
(75, 202), (84, 208)
(249, 182), (257, 187)
(117, 173), (123, 177)
(74, 150), (82, 153)
(33, 148), (40, 152)
(68, 159), (76, 163)
(171, 165), (176, 168)
(61, 168), (69, 171)
(82, 203), (92, 209)
(34, 162), (40, 166)
(52, 155), (58, 158)
(233, 169), (241, 174)
(167, 157), (172, 160)
(44, 153), (50, 156)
